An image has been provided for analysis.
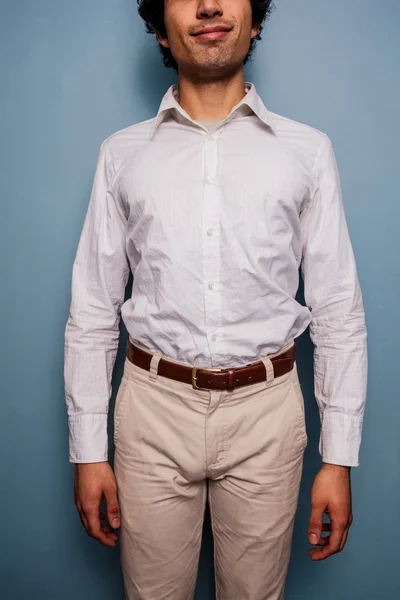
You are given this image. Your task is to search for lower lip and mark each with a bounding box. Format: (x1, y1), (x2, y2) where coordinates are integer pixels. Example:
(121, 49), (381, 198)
(195, 30), (230, 41)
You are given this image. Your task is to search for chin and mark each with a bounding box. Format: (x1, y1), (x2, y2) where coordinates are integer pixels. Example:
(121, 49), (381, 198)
(203, 57), (244, 75)
(195, 50), (241, 69)
(183, 61), (233, 79)
(178, 49), (244, 77)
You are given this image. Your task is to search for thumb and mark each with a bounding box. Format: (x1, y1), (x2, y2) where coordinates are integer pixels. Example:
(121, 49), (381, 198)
(308, 502), (325, 545)
(104, 484), (121, 529)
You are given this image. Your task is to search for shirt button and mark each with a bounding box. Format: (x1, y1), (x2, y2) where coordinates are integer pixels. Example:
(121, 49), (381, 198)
(208, 282), (214, 290)
(205, 176), (214, 185)
(207, 228), (213, 236)
(211, 334), (218, 342)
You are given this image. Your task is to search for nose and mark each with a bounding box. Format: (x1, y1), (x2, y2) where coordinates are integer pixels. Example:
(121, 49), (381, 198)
(197, 0), (223, 19)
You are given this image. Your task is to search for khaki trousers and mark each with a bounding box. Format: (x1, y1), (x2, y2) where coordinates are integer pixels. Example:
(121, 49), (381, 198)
(113, 342), (307, 600)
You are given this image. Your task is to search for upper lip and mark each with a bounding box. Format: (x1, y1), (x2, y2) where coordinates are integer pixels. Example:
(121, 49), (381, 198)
(192, 25), (232, 36)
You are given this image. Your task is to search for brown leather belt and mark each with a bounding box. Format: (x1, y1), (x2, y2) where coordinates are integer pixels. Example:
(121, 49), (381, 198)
(126, 340), (296, 392)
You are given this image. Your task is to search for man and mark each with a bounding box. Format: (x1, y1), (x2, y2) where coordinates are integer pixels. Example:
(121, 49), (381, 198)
(64, 1), (368, 598)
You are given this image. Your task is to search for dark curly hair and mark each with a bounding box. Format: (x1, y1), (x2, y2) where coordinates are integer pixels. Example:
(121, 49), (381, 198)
(137, 0), (275, 71)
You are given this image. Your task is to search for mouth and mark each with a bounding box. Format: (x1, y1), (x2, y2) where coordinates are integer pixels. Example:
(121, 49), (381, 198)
(192, 25), (232, 42)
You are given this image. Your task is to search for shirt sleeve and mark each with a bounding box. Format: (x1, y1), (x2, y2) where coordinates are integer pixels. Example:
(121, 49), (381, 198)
(64, 140), (130, 463)
(301, 133), (368, 467)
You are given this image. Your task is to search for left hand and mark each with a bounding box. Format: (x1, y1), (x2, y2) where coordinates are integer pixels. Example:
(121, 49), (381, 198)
(308, 463), (353, 561)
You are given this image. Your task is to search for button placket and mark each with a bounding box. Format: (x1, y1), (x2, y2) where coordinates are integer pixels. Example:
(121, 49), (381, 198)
(202, 135), (222, 363)
(204, 136), (218, 184)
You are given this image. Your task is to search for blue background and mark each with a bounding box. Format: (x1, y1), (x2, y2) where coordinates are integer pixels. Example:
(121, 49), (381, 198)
(1, 1), (399, 598)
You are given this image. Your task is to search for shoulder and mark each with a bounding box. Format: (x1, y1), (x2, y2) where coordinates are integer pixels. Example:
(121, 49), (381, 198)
(268, 110), (331, 167)
(101, 117), (156, 157)
(97, 117), (157, 178)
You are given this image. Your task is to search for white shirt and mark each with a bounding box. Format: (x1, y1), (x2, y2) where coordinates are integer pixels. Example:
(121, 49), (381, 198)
(64, 83), (367, 467)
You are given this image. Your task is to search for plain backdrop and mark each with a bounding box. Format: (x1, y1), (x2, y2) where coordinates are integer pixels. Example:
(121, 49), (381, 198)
(1, 1), (399, 599)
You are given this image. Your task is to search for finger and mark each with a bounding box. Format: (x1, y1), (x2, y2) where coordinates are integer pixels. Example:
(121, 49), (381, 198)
(312, 522), (331, 539)
(76, 503), (90, 532)
(86, 510), (117, 547)
(310, 523), (331, 547)
(313, 523), (331, 546)
(79, 511), (90, 533)
(101, 524), (117, 534)
(104, 486), (121, 529)
(308, 503), (326, 545)
(309, 520), (346, 561)
(101, 525), (118, 540)
(313, 532), (330, 547)
(339, 527), (350, 552)
(337, 511), (352, 553)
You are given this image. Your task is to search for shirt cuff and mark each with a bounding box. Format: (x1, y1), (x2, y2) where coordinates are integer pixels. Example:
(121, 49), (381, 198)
(319, 412), (363, 467)
(68, 414), (108, 463)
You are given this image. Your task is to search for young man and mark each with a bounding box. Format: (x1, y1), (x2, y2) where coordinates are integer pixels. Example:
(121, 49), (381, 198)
(64, 1), (368, 598)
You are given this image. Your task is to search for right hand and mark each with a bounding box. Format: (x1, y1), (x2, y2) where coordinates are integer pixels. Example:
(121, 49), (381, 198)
(74, 462), (121, 547)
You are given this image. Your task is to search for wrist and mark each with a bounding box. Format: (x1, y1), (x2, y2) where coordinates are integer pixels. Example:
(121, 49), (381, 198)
(75, 461), (109, 469)
(322, 462), (351, 473)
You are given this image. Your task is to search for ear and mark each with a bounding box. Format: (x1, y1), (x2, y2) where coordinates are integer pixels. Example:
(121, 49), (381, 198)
(251, 22), (260, 39)
(155, 29), (170, 49)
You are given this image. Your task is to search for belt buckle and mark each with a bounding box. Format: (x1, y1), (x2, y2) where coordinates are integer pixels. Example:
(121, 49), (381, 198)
(192, 367), (223, 390)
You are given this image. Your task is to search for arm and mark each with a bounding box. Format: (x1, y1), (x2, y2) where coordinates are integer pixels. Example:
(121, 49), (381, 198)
(64, 140), (130, 464)
(64, 140), (130, 545)
(301, 133), (367, 468)
(300, 133), (367, 560)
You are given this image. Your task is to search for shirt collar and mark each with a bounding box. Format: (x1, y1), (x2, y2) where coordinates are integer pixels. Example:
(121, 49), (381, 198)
(150, 82), (275, 139)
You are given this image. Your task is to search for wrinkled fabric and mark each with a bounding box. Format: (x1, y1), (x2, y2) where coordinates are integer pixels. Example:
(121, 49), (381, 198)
(115, 344), (305, 600)
(64, 82), (367, 466)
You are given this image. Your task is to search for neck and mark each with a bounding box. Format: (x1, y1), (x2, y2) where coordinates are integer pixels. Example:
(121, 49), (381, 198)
(177, 68), (246, 121)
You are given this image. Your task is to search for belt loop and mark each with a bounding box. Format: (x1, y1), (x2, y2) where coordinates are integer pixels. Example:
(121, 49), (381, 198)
(260, 356), (274, 386)
(149, 352), (162, 381)
(227, 368), (236, 392)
